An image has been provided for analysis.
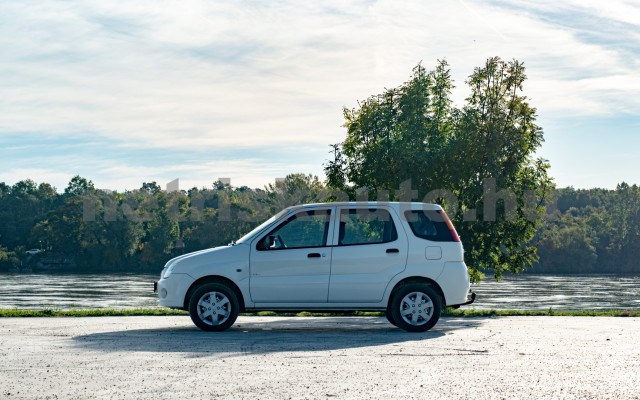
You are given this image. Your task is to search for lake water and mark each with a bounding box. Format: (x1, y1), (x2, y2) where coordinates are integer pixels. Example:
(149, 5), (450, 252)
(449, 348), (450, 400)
(471, 274), (640, 311)
(0, 272), (639, 311)
(0, 273), (159, 310)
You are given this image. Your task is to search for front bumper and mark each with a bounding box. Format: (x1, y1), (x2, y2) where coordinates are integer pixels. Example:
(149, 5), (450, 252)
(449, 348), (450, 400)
(156, 273), (196, 309)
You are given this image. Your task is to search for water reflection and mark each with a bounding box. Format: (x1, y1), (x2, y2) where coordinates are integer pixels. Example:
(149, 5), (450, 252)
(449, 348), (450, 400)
(471, 274), (640, 310)
(0, 272), (638, 310)
(0, 273), (159, 309)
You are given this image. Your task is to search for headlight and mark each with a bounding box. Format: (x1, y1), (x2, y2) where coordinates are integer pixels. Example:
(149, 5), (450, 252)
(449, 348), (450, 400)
(162, 263), (176, 279)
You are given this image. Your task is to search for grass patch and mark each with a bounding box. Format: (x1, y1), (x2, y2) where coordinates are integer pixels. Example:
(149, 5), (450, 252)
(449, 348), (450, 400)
(0, 307), (637, 318)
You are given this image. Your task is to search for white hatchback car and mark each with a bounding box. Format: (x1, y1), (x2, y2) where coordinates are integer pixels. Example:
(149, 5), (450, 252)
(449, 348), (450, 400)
(155, 202), (475, 332)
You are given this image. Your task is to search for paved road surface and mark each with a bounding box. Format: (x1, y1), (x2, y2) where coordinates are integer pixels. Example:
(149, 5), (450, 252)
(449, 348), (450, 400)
(1, 316), (639, 399)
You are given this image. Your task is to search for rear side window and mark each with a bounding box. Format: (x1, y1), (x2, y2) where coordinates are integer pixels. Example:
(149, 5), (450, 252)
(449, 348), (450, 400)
(338, 209), (398, 246)
(404, 210), (456, 242)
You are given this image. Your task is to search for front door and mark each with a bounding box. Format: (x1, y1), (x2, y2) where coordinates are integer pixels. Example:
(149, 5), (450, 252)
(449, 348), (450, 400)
(250, 208), (334, 303)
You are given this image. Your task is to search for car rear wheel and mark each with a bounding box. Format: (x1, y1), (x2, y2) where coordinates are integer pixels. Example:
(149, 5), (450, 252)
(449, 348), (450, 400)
(188, 282), (239, 331)
(388, 284), (441, 332)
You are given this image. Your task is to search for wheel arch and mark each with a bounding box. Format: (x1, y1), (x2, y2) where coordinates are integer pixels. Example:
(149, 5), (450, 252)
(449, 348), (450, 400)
(387, 276), (446, 308)
(184, 275), (246, 312)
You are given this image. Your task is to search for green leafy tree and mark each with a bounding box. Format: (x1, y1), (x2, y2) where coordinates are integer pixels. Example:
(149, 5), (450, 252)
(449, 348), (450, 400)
(0, 245), (19, 269)
(141, 182), (162, 195)
(64, 175), (95, 196)
(0, 182), (10, 197)
(0, 180), (63, 250)
(325, 58), (553, 281)
(534, 210), (598, 273)
(600, 183), (640, 272)
(137, 190), (181, 268)
(265, 173), (329, 208)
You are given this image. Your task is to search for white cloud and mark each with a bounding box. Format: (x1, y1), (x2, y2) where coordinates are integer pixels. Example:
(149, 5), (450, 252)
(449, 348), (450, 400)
(0, 156), (319, 192)
(0, 169), (74, 193)
(1, 0), (639, 189)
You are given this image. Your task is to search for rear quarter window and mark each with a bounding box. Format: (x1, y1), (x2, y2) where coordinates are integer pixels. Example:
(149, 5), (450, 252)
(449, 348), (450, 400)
(404, 210), (454, 242)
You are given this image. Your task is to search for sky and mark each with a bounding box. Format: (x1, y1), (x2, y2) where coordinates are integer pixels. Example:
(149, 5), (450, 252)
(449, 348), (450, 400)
(1, 0), (639, 192)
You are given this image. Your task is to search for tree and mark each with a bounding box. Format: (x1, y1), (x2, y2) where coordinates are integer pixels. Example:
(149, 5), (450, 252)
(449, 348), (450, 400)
(37, 183), (57, 199)
(0, 245), (19, 269)
(64, 175), (95, 196)
(0, 182), (10, 197)
(534, 211), (598, 273)
(0, 179), (62, 251)
(265, 173), (329, 208)
(325, 58), (553, 281)
(137, 190), (181, 268)
(11, 180), (37, 196)
(141, 181), (161, 195)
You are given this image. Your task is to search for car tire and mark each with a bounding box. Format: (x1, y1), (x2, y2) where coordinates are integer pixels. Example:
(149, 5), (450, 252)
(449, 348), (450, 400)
(388, 284), (441, 332)
(384, 310), (398, 327)
(188, 282), (239, 331)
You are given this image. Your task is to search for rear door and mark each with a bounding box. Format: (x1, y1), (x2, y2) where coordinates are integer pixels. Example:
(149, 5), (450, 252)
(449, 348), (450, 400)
(328, 206), (408, 302)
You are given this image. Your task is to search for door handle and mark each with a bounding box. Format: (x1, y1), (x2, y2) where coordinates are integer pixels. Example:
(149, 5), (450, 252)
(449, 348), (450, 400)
(307, 253), (321, 258)
(386, 248), (399, 254)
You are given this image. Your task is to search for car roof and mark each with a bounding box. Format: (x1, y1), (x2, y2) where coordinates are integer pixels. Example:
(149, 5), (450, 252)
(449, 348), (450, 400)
(287, 202), (443, 211)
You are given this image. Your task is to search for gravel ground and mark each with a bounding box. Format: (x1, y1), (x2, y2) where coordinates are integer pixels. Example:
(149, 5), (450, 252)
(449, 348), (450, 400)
(1, 315), (639, 399)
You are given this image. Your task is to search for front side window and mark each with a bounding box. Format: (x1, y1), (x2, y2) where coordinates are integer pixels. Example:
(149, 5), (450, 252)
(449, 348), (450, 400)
(257, 210), (330, 250)
(338, 209), (398, 246)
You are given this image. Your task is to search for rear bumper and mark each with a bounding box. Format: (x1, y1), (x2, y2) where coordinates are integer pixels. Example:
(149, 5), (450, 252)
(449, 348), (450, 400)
(436, 261), (471, 306)
(449, 292), (476, 308)
(461, 292), (476, 306)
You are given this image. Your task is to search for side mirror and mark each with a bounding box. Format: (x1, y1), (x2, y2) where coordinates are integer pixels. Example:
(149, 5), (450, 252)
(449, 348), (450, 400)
(259, 235), (276, 250)
(267, 235), (276, 247)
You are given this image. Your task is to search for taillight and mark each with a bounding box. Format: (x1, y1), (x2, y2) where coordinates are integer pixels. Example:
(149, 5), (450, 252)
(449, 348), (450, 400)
(437, 210), (460, 242)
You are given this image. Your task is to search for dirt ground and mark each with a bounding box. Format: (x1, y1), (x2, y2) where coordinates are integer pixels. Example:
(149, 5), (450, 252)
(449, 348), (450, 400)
(1, 315), (639, 399)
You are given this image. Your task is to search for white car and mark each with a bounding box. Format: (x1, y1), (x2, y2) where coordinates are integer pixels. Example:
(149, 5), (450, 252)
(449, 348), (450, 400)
(155, 202), (475, 332)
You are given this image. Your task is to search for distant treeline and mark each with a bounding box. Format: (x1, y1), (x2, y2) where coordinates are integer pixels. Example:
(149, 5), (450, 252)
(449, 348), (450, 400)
(0, 174), (329, 273)
(1, 175), (639, 275)
(531, 183), (640, 274)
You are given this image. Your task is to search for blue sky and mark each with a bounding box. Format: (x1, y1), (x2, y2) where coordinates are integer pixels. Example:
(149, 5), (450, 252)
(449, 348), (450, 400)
(1, 0), (639, 191)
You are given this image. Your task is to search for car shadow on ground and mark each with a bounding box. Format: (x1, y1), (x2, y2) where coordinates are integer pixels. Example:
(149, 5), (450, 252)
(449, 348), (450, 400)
(72, 316), (485, 356)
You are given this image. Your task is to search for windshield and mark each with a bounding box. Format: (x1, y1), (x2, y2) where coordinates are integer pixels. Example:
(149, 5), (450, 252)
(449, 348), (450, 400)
(235, 208), (290, 245)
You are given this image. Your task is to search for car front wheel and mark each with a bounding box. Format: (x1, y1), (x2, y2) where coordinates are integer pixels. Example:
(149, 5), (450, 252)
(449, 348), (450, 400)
(384, 310), (398, 327)
(188, 282), (239, 331)
(388, 284), (441, 332)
